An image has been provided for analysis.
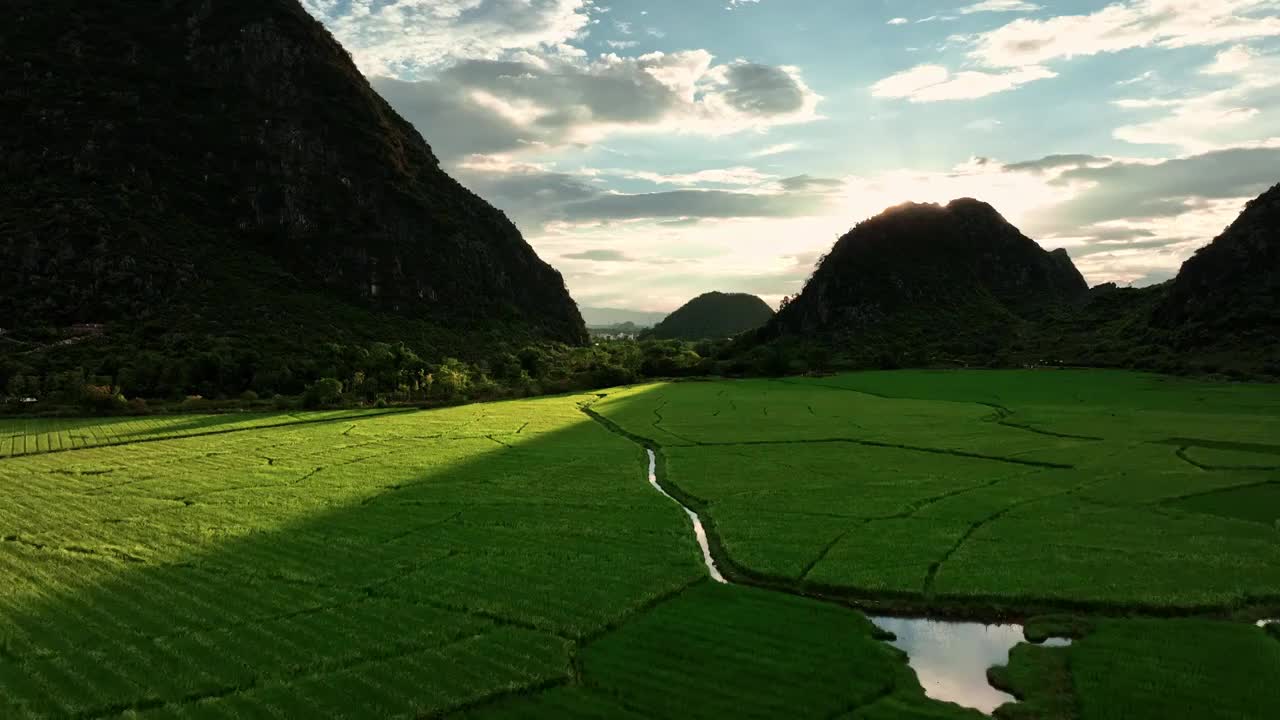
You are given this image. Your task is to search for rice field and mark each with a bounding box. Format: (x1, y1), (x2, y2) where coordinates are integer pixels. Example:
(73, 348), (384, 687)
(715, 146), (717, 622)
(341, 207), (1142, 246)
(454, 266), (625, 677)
(2, 370), (1278, 718)
(593, 371), (1280, 611)
(0, 410), (396, 458)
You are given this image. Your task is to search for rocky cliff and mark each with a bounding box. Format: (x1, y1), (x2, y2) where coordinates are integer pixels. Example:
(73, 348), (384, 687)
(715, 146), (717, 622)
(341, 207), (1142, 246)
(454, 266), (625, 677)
(0, 0), (586, 345)
(1156, 183), (1280, 347)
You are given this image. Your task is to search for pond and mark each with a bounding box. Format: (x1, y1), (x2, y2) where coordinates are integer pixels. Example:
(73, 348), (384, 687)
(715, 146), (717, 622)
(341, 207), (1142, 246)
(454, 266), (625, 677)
(870, 616), (1070, 714)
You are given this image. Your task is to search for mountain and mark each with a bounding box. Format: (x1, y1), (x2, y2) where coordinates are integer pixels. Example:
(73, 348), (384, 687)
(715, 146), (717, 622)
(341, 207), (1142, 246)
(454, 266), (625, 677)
(1156, 183), (1280, 348)
(650, 292), (776, 340)
(580, 307), (669, 328)
(0, 0), (586, 362)
(756, 199), (1088, 362)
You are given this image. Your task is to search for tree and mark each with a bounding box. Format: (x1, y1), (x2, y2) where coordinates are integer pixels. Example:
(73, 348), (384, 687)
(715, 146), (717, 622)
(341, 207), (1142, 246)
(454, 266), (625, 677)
(302, 378), (344, 408)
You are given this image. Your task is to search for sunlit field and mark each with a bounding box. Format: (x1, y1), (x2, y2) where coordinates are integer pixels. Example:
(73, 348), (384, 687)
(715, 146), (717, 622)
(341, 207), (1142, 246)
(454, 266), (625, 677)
(2, 370), (1278, 718)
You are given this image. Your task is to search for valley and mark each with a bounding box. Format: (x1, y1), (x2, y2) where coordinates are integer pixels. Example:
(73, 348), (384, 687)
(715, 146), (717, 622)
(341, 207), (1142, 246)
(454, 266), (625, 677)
(2, 370), (1277, 719)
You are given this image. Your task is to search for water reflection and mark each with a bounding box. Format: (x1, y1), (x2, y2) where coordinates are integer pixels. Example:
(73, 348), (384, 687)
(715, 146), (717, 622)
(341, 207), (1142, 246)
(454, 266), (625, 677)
(870, 617), (1070, 715)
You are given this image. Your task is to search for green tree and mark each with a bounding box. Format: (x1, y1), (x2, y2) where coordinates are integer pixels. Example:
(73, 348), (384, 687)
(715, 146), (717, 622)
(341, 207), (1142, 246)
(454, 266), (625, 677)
(302, 378), (344, 408)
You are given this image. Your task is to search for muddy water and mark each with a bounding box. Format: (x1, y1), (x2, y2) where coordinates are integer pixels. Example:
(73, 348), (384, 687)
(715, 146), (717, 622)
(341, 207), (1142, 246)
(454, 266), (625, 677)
(646, 449), (726, 583)
(640, 446), (1066, 715)
(870, 617), (1070, 714)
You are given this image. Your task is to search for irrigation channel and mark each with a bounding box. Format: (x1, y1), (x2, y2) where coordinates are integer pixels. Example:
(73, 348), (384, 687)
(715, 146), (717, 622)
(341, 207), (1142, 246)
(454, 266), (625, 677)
(642, 448), (1067, 715)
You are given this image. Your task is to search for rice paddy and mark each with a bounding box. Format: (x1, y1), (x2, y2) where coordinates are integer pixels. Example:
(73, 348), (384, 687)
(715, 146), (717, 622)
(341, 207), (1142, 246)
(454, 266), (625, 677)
(2, 370), (1278, 717)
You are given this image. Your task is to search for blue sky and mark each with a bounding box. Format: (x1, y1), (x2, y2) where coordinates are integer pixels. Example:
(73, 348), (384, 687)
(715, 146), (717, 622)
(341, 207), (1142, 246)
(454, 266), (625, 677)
(302, 0), (1280, 312)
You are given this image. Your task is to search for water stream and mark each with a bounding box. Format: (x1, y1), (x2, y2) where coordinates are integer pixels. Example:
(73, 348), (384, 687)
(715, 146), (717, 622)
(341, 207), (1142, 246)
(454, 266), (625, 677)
(646, 450), (726, 584)
(640, 447), (1066, 715)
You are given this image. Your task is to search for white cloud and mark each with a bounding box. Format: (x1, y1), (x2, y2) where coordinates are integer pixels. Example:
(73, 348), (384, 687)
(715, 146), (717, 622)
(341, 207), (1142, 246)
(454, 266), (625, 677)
(377, 52), (822, 160)
(1111, 45), (1280, 151)
(1203, 44), (1258, 74)
(621, 167), (777, 187)
(871, 63), (1056, 102)
(959, 1), (1042, 14)
(970, 0), (1280, 68)
(888, 17), (909, 25)
(301, 0), (596, 76)
(749, 143), (801, 157)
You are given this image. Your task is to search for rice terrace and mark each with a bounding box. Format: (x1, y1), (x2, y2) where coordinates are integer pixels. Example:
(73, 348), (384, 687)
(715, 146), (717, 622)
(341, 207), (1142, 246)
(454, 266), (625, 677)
(2, 370), (1279, 719)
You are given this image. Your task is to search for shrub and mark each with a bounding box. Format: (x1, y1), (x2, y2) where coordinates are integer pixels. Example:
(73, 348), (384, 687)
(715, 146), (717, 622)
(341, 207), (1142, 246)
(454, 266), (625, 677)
(239, 390), (260, 402)
(81, 384), (128, 414)
(302, 378), (344, 408)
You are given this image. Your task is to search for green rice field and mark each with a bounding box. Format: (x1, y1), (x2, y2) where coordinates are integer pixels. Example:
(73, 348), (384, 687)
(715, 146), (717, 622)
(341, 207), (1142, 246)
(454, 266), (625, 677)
(1, 370), (1278, 718)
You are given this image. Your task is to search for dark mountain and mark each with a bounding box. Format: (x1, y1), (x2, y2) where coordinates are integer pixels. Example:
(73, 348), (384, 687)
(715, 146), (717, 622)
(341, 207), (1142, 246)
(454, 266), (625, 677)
(757, 199), (1088, 361)
(0, 0), (586, 355)
(650, 292), (775, 340)
(1155, 183), (1280, 347)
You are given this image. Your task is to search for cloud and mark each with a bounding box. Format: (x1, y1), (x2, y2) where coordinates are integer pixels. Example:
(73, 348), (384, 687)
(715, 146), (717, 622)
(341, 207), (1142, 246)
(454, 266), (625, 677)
(301, 0), (595, 76)
(873, 2), (1280, 104)
(749, 142), (801, 158)
(621, 167), (777, 187)
(871, 63), (1056, 102)
(965, 117), (1003, 131)
(959, 1), (1042, 14)
(559, 188), (834, 222)
(1031, 145), (1280, 231)
(1003, 154), (1112, 172)
(970, 0), (1280, 69)
(776, 175), (845, 192)
(1111, 45), (1280, 151)
(374, 52), (821, 161)
(562, 249), (635, 262)
(887, 17), (909, 25)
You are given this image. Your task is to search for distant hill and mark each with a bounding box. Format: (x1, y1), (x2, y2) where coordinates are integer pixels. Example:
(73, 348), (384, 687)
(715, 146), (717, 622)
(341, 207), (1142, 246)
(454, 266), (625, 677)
(587, 321), (645, 337)
(756, 199), (1088, 362)
(0, 0), (585, 394)
(580, 307), (669, 328)
(650, 292), (776, 340)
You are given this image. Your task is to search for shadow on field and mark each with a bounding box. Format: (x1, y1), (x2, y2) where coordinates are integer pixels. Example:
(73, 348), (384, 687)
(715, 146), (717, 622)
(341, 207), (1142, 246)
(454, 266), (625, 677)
(0, 391), (704, 718)
(0, 387), (959, 720)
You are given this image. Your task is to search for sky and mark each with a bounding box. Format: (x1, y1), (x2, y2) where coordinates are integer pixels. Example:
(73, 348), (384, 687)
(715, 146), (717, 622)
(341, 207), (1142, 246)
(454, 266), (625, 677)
(301, 0), (1280, 312)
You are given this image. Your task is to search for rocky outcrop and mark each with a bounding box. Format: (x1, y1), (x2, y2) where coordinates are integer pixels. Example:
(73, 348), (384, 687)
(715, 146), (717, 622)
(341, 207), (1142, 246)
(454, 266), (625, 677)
(1156, 183), (1279, 344)
(0, 0), (586, 344)
(765, 199), (1089, 342)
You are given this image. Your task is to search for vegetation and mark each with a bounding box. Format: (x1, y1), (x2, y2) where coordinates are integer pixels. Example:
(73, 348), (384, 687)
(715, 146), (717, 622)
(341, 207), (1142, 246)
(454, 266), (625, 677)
(738, 188), (1280, 379)
(2, 0), (585, 397)
(0, 392), (976, 719)
(2, 370), (1277, 717)
(593, 370), (1280, 613)
(647, 292), (775, 340)
(0, 338), (721, 416)
(993, 619), (1280, 720)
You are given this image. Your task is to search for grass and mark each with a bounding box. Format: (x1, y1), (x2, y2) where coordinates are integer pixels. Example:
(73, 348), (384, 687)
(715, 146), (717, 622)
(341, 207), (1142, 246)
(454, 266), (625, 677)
(594, 370), (1280, 614)
(3, 369), (1278, 717)
(993, 618), (1280, 720)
